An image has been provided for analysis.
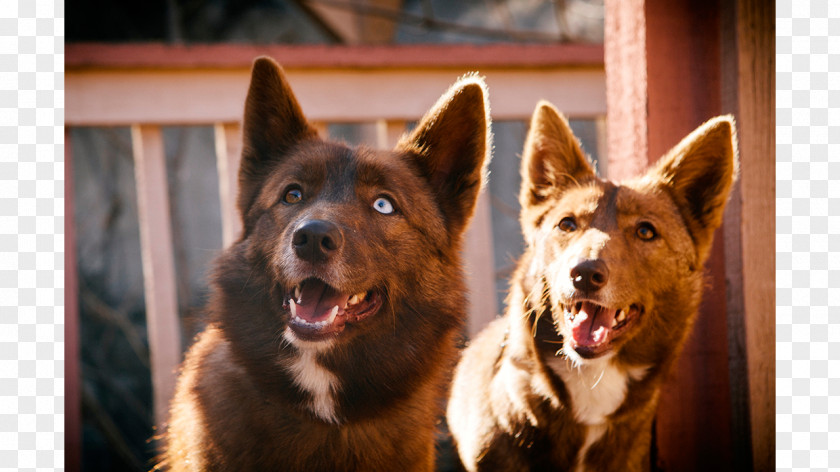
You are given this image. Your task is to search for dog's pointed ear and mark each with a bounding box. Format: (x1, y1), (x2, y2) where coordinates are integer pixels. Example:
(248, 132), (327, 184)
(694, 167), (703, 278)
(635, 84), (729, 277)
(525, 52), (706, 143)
(238, 56), (318, 222)
(395, 74), (491, 238)
(519, 101), (595, 211)
(648, 115), (739, 260)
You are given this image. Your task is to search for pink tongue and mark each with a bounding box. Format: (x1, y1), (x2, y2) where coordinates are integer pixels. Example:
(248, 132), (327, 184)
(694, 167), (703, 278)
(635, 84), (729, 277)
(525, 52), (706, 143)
(295, 279), (349, 323)
(570, 302), (614, 347)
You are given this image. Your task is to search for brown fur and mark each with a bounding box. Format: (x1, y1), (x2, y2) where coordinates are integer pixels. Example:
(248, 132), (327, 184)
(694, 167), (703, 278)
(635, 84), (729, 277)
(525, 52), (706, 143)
(159, 57), (491, 471)
(447, 101), (737, 472)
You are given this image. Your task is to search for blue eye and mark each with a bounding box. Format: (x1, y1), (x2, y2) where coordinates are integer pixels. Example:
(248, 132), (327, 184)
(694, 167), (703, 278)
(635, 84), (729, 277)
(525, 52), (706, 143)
(284, 188), (303, 204)
(372, 197), (395, 214)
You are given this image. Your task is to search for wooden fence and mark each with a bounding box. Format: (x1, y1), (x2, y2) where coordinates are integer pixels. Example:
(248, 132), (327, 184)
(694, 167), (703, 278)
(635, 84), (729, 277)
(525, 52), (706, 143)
(65, 43), (607, 435)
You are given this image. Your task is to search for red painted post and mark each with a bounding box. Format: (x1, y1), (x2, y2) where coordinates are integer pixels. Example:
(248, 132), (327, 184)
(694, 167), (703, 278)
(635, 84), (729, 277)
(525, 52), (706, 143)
(605, 1), (735, 470)
(64, 127), (81, 472)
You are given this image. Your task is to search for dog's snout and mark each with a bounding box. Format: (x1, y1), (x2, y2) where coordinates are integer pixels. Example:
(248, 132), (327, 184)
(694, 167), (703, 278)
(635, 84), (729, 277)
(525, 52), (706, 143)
(570, 259), (609, 292)
(292, 219), (344, 262)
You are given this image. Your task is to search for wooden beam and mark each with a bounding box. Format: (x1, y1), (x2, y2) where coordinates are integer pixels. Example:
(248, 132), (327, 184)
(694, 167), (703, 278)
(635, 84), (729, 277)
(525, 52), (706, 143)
(604, 0), (648, 180)
(64, 128), (81, 472)
(65, 43), (604, 70)
(738, 2), (775, 467)
(214, 123), (243, 248)
(721, 0), (775, 470)
(66, 68), (606, 126)
(645, 2), (733, 470)
(130, 125), (182, 428)
(605, 1), (735, 470)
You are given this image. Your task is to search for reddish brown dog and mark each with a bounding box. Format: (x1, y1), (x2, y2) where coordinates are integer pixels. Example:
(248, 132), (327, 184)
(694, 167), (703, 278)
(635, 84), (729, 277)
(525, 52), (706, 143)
(159, 57), (491, 471)
(447, 101), (737, 471)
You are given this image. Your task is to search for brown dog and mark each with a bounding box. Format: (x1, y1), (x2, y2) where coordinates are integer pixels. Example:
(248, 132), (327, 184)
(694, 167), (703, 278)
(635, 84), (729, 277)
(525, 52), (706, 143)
(447, 101), (737, 471)
(159, 57), (491, 471)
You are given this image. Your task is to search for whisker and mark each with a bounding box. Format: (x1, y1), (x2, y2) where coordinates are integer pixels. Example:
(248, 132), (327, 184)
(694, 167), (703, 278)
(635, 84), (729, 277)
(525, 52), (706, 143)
(590, 367), (606, 390)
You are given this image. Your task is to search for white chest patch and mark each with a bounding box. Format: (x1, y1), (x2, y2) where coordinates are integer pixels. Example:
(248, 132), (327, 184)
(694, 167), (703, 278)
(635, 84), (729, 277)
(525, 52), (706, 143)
(547, 355), (631, 425)
(546, 355), (650, 471)
(282, 334), (340, 424)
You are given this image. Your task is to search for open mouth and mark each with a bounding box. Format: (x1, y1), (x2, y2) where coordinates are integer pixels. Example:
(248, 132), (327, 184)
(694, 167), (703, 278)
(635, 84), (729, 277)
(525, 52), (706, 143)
(563, 300), (643, 358)
(283, 278), (382, 342)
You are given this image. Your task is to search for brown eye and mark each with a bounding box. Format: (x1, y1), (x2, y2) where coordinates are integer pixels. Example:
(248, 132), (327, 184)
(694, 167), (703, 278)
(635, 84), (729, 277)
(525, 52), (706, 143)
(636, 222), (657, 240)
(284, 187), (303, 204)
(558, 217), (577, 232)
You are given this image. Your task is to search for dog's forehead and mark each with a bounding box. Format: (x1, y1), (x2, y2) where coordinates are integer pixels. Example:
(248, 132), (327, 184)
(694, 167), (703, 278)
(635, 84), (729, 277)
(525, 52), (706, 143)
(260, 141), (430, 204)
(556, 181), (614, 215)
(553, 179), (682, 224)
(614, 180), (681, 220)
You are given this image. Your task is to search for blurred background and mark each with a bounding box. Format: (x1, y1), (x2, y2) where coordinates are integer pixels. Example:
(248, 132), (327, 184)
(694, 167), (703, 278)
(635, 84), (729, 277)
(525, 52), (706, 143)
(66, 1), (606, 470)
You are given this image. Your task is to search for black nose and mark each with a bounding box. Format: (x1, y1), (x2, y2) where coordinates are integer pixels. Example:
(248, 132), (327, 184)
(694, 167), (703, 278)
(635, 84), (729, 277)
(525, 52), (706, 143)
(570, 259), (609, 292)
(292, 220), (344, 263)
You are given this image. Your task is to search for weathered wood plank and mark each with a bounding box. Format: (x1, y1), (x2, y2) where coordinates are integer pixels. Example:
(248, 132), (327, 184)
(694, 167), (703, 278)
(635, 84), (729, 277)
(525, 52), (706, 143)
(604, 0), (648, 180)
(66, 68), (606, 126)
(375, 120), (406, 149)
(464, 190), (498, 337)
(65, 43), (604, 69)
(214, 123), (242, 248)
(130, 124), (182, 428)
(721, 1), (776, 470)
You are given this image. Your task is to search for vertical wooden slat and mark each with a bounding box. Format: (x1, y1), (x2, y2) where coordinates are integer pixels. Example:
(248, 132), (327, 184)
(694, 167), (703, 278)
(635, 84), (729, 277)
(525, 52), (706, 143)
(719, 2), (750, 470)
(64, 128), (81, 472)
(721, 1), (775, 470)
(739, 2), (775, 467)
(464, 190), (497, 337)
(375, 119), (406, 149)
(311, 121), (328, 139)
(214, 123), (242, 247)
(130, 124), (182, 428)
(594, 115), (608, 175)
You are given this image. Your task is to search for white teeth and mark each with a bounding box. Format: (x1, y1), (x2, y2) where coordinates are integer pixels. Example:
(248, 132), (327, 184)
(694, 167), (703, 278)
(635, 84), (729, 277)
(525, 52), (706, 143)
(345, 293), (366, 309)
(292, 315), (329, 328)
(348, 292), (367, 307)
(294, 285), (301, 301)
(616, 310), (626, 323)
(288, 300), (338, 330)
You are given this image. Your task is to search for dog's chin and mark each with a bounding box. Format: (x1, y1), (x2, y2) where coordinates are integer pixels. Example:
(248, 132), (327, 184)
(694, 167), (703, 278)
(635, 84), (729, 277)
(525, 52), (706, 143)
(560, 300), (644, 361)
(281, 277), (383, 345)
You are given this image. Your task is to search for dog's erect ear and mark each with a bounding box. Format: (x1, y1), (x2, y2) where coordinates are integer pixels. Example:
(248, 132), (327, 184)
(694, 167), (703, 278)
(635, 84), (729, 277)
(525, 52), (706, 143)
(519, 101), (596, 210)
(648, 115), (739, 261)
(395, 74), (491, 238)
(238, 56), (318, 221)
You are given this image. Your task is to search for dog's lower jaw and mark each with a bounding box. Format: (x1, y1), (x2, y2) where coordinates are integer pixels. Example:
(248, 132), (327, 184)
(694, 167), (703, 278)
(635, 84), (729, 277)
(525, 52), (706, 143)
(282, 327), (336, 351)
